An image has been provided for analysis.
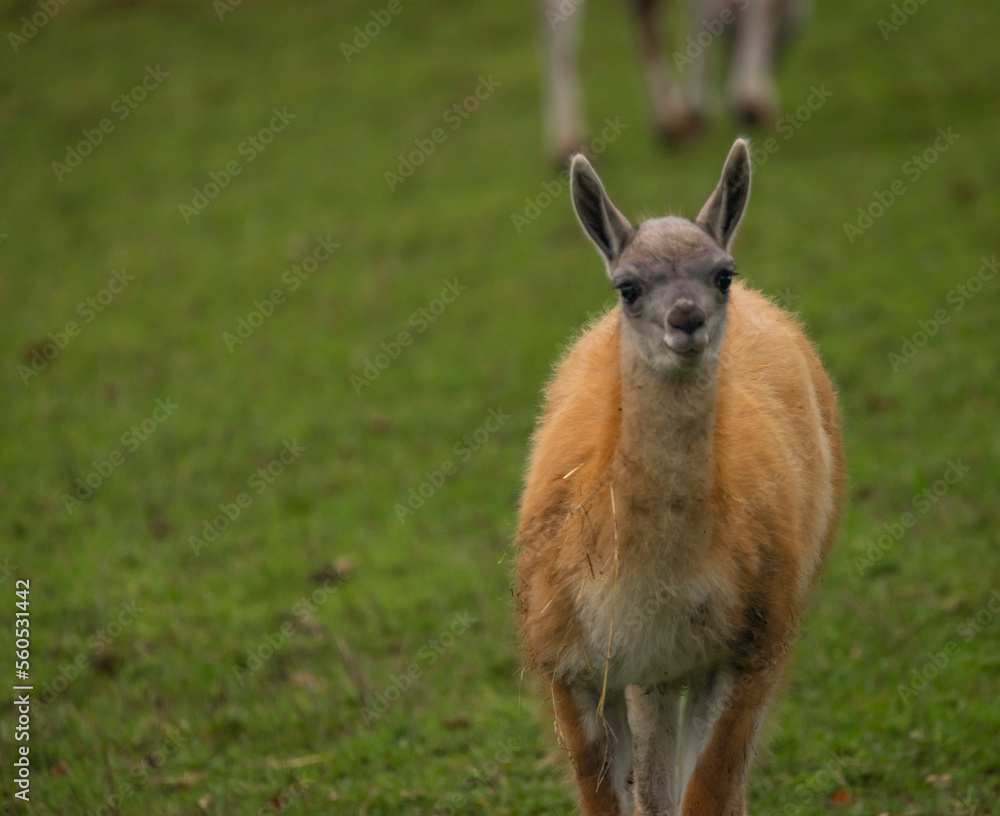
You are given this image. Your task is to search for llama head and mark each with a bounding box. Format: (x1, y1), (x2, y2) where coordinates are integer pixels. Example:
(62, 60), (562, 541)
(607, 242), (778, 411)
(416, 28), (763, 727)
(570, 139), (751, 375)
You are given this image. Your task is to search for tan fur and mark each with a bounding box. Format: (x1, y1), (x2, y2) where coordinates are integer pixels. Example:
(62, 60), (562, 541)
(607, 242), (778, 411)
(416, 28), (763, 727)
(515, 250), (843, 809)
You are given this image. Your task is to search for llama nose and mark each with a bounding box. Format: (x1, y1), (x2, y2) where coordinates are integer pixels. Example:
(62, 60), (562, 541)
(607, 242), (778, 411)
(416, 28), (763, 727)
(667, 303), (706, 335)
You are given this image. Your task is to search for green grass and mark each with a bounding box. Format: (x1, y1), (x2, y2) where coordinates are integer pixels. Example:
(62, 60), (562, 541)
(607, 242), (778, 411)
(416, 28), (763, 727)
(1, 0), (998, 813)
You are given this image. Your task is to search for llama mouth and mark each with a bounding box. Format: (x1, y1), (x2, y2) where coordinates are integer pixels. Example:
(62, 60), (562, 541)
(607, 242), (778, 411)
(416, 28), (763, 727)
(664, 334), (706, 356)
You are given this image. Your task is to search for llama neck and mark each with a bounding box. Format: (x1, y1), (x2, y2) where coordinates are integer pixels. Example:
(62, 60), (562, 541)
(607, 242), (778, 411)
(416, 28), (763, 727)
(614, 334), (718, 527)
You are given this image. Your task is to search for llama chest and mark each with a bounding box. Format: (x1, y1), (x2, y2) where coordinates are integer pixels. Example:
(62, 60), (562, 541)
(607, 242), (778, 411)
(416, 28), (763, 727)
(568, 565), (734, 688)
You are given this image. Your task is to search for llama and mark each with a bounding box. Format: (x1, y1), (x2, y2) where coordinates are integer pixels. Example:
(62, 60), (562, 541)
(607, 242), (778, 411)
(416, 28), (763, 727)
(514, 138), (843, 815)
(540, 0), (810, 160)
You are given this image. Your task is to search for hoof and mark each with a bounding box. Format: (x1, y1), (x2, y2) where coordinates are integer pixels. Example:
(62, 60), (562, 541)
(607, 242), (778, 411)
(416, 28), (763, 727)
(657, 108), (703, 145)
(732, 98), (778, 130)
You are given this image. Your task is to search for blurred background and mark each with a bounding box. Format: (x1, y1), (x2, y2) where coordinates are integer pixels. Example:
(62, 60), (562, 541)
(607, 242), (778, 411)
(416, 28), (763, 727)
(0, 0), (998, 813)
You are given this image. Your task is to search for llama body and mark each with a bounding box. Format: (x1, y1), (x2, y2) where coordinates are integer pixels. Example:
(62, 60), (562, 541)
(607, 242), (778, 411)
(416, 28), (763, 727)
(515, 141), (843, 814)
(540, 0), (810, 160)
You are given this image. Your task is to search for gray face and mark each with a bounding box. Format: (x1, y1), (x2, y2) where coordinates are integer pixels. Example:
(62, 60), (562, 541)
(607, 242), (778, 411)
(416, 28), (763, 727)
(611, 217), (736, 374)
(568, 138), (751, 376)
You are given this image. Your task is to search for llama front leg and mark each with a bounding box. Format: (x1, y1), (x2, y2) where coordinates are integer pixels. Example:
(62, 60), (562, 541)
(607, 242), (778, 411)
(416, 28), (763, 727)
(629, 0), (699, 141)
(552, 678), (634, 816)
(539, 0), (587, 163)
(726, 0), (781, 126)
(626, 683), (683, 816)
(674, 0), (733, 136)
(680, 664), (782, 816)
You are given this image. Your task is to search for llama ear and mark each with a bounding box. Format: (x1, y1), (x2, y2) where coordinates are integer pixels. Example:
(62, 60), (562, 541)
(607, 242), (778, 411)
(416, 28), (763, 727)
(697, 138), (751, 251)
(570, 154), (633, 269)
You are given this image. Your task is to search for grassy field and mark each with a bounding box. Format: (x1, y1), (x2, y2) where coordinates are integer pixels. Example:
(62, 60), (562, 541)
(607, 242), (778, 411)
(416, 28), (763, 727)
(1, 0), (998, 813)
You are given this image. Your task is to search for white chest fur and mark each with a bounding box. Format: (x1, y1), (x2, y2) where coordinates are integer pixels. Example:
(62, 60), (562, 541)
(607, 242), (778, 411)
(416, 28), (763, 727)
(567, 563), (734, 689)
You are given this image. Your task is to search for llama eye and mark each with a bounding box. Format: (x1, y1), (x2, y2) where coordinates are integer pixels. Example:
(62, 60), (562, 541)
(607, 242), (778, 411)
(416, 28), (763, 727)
(716, 271), (737, 293)
(616, 281), (641, 305)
